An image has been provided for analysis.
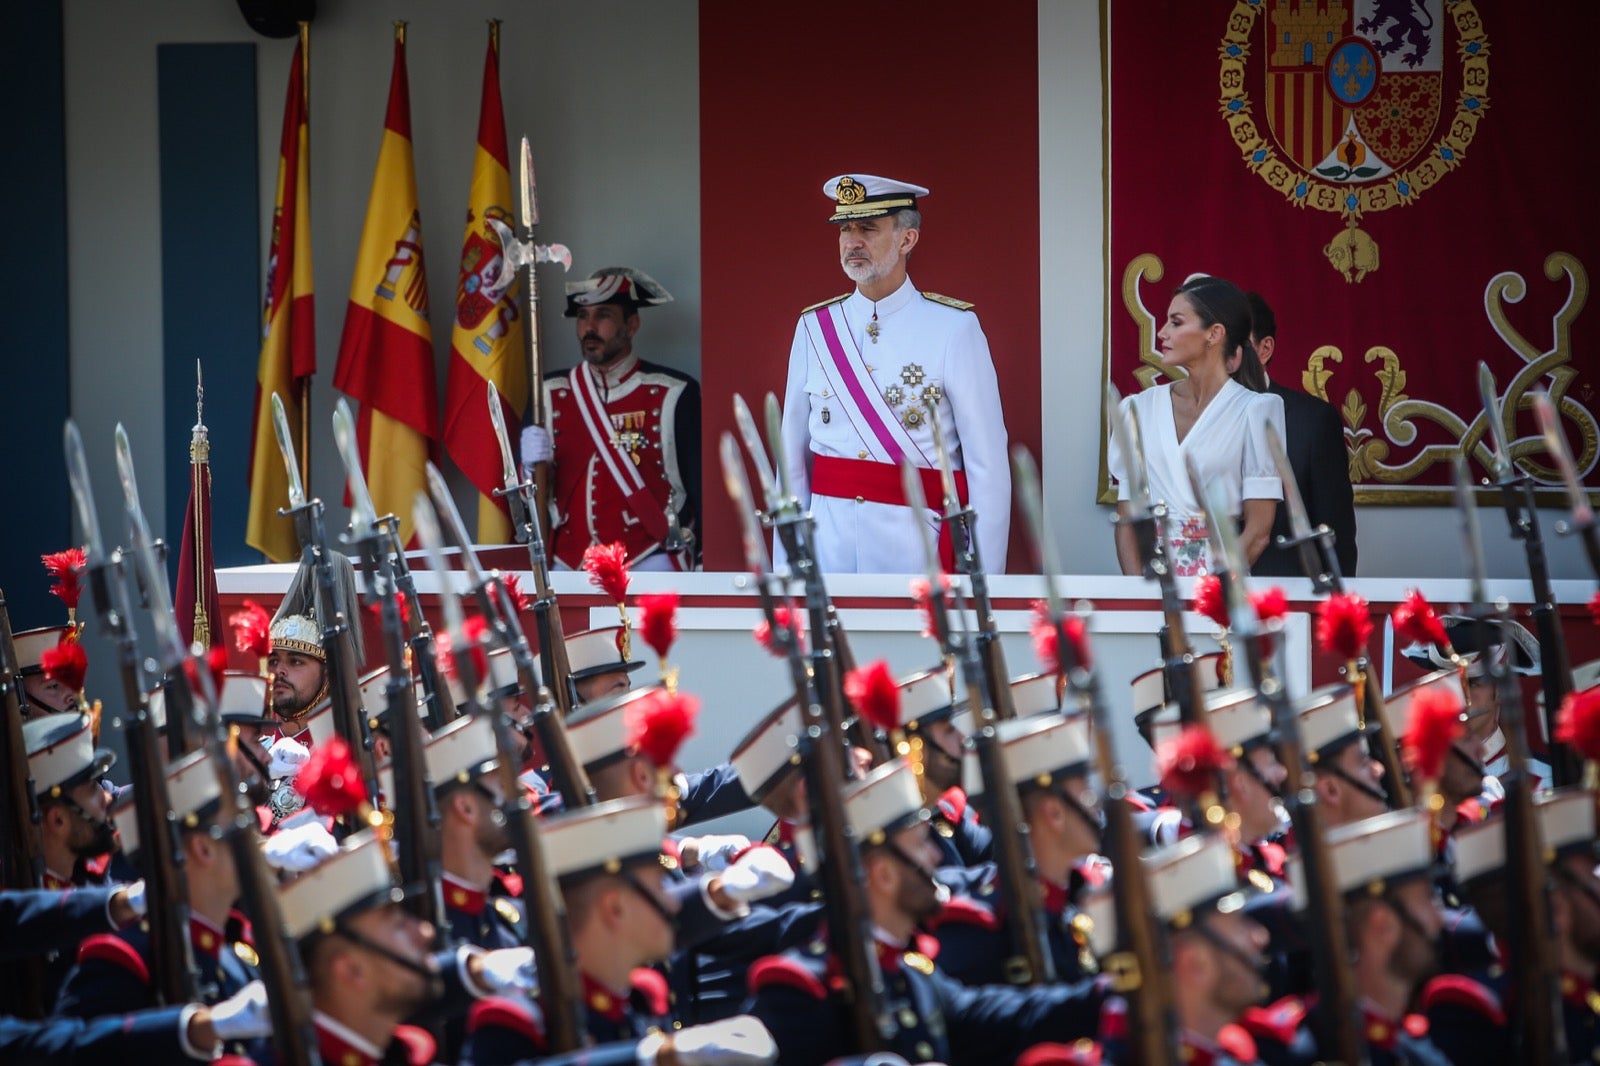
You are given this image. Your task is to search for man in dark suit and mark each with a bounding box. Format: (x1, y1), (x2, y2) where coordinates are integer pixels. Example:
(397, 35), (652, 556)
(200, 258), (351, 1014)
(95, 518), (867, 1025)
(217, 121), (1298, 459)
(1246, 292), (1359, 577)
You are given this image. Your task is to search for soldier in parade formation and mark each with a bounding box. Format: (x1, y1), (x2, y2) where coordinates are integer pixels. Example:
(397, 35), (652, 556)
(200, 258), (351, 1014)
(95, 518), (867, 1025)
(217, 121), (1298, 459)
(4, 196), (1599, 1066)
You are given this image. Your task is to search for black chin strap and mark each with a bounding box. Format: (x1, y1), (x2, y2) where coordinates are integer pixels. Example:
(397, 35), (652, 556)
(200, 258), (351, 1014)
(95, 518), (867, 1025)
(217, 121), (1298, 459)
(1193, 915), (1267, 983)
(333, 920), (442, 990)
(887, 839), (941, 895)
(1320, 757), (1391, 810)
(1238, 750), (1285, 801)
(1382, 891), (1436, 946)
(619, 871), (679, 931)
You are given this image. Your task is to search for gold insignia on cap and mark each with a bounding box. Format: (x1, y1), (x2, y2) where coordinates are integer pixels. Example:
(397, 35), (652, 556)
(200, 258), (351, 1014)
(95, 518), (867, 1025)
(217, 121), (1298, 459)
(902, 951), (935, 975)
(835, 176), (865, 206)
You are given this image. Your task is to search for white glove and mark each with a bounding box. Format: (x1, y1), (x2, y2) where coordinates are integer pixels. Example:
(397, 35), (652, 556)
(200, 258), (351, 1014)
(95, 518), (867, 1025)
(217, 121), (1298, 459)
(208, 979), (272, 1041)
(520, 424), (553, 476)
(265, 736), (311, 781)
(638, 1015), (778, 1066)
(121, 879), (148, 918)
(476, 946), (537, 998)
(682, 834), (752, 873)
(716, 844), (795, 905)
(260, 820), (339, 873)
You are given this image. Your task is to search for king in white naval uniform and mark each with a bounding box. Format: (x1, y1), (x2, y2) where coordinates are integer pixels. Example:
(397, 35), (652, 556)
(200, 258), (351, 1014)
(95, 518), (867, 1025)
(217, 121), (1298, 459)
(777, 173), (1010, 575)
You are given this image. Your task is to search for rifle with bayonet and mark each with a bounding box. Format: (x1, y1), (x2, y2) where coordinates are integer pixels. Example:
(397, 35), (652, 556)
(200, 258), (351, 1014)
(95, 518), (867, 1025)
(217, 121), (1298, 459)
(742, 394), (884, 764)
(486, 136), (572, 551)
(720, 425), (890, 1052)
(1479, 366), (1581, 787)
(489, 380), (577, 718)
(271, 392), (378, 804)
(902, 458), (1053, 986)
(0, 590), (45, 1017)
(97, 424), (202, 1008)
(1262, 422), (1411, 809)
(424, 462), (596, 811)
(1454, 453), (1566, 1065)
(1013, 447), (1177, 1066)
(412, 493), (588, 1053)
(1194, 460), (1368, 1066)
(332, 401), (446, 938)
(1107, 384), (1204, 729)
(926, 400), (1017, 722)
(1532, 390), (1600, 583)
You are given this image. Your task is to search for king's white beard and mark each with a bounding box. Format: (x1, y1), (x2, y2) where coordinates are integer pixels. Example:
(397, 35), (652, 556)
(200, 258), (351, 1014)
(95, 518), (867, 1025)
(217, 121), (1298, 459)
(841, 245), (900, 286)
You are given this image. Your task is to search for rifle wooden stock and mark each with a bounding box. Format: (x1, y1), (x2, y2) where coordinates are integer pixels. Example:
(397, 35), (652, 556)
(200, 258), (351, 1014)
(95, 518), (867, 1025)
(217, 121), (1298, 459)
(0, 589), (46, 1018)
(1061, 618), (1179, 1066)
(1481, 609), (1566, 1064)
(1244, 640), (1367, 1066)
(359, 536), (446, 936)
(501, 452), (576, 718)
(201, 680), (321, 1065)
(1357, 664), (1413, 810)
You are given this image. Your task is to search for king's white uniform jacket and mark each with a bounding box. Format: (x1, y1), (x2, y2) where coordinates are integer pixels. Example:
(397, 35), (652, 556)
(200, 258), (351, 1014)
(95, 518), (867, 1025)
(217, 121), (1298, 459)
(777, 276), (1010, 574)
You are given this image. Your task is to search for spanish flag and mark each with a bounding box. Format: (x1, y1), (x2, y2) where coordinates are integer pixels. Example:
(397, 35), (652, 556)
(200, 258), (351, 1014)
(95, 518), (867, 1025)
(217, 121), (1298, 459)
(443, 22), (525, 544)
(333, 24), (439, 546)
(246, 35), (315, 562)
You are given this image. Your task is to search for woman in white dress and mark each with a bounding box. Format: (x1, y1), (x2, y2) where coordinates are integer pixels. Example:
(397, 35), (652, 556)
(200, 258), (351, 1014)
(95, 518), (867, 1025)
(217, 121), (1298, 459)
(1108, 275), (1284, 576)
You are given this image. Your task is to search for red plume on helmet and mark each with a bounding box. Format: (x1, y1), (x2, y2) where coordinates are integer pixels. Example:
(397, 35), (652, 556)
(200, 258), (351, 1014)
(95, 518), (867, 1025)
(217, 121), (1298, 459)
(183, 646), (230, 701)
(1156, 724), (1233, 801)
(753, 606), (805, 657)
(501, 573), (530, 614)
(1401, 685), (1464, 782)
(1555, 688), (1600, 763)
(294, 736), (368, 819)
(638, 593), (680, 661)
(435, 615), (491, 685)
(41, 633), (88, 695)
(42, 548), (86, 613)
(845, 659), (901, 734)
(1392, 589), (1450, 650)
(1030, 600), (1090, 673)
(1316, 591), (1373, 661)
(229, 600), (274, 659)
(581, 542), (631, 602)
(1588, 591), (1599, 628)
(1192, 575), (1229, 629)
(910, 575), (951, 639)
(626, 687), (700, 768)
(1250, 587), (1288, 658)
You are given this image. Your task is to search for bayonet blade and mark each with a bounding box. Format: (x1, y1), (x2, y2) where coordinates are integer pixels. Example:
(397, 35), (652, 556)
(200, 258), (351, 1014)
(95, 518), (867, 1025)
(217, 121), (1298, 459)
(114, 426), (189, 666)
(764, 393), (796, 507)
(1453, 453), (1491, 611)
(732, 394), (779, 512)
(412, 493), (466, 642)
(1182, 453), (1231, 573)
(1532, 391), (1594, 526)
(900, 460), (944, 586)
(1011, 448), (1067, 619)
(1265, 421), (1315, 541)
(271, 392), (306, 507)
(719, 432), (773, 576)
(925, 402), (961, 515)
(487, 381), (520, 490)
(1198, 477), (1259, 640)
(424, 462), (489, 589)
(1478, 362), (1514, 481)
(1105, 384), (1153, 515)
(64, 420), (105, 564)
(331, 399), (379, 531)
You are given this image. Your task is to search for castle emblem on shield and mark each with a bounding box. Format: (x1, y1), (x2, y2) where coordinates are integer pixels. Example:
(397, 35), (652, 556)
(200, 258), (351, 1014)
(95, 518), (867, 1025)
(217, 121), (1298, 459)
(1218, 0), (1489, 282)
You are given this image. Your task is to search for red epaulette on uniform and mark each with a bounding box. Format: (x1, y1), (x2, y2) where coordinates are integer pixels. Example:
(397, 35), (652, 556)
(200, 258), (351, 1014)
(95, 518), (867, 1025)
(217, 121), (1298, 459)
(493, 868), (524, 899)
(1015, 1038), (1103, 1065)
(937, 786), (967, 823)
(77, 933), (150, 985)
(630, 966), (670, 1016)
(392, 1024), (436, 1066)
(1402, 1013), (1429, 1038)
(466, 996), (547, 1048)
(925, 894), (999, 932)
(748, 954), (828, 999)
(1254, 841), (1288, 878)
(1238, 994), (1307, 1045)
(1217, 1022), (1259, 1063)
(1420, 973), (1505, 1023)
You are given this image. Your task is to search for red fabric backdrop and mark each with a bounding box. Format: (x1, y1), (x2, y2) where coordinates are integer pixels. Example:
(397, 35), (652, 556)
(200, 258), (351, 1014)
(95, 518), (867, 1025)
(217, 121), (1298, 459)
(1106, 1), (1600, 503)
(698, 0), (1041, 571)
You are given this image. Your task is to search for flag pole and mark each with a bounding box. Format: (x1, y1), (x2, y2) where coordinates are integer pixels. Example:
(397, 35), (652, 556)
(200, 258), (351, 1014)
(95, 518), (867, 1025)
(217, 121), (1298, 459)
(296, 20), (312, 493)
(189, 359), (211, 648)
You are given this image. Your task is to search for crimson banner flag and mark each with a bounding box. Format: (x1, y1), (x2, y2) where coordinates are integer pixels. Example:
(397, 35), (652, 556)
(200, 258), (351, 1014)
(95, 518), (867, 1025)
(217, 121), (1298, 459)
(443, 24), (524, 545)
(334, 28), (440, 545)
(1104, 1), (1599, 503)
(246, 38), (315, 561)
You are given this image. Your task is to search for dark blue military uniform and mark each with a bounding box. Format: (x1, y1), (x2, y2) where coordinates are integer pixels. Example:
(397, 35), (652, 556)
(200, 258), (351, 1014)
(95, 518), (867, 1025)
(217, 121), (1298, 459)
(929, 863), (1098, 987)
(666, 898), (826, 1025)
(744, 930), (1106, 1065)
(0, 886), (120, 961)
(53, 913), (259, 1020)
(0, 1006), (218, 1064)
(465, 969), (673, 1065)
(1244, 995), (1453, 1066)
(443, 875), (524, 953)
(1422, 963), (1599, 1065)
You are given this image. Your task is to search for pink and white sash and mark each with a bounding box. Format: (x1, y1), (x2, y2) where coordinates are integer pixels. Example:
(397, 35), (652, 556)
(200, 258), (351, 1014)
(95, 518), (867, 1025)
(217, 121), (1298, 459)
(568, 363), (671, 543)
(803, 302), (932, 467)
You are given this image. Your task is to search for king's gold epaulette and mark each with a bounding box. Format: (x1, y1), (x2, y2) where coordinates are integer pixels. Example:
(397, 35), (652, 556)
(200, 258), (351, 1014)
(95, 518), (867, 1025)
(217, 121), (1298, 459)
(800, 293), (850, 314)
(921, 291), (974, 310)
